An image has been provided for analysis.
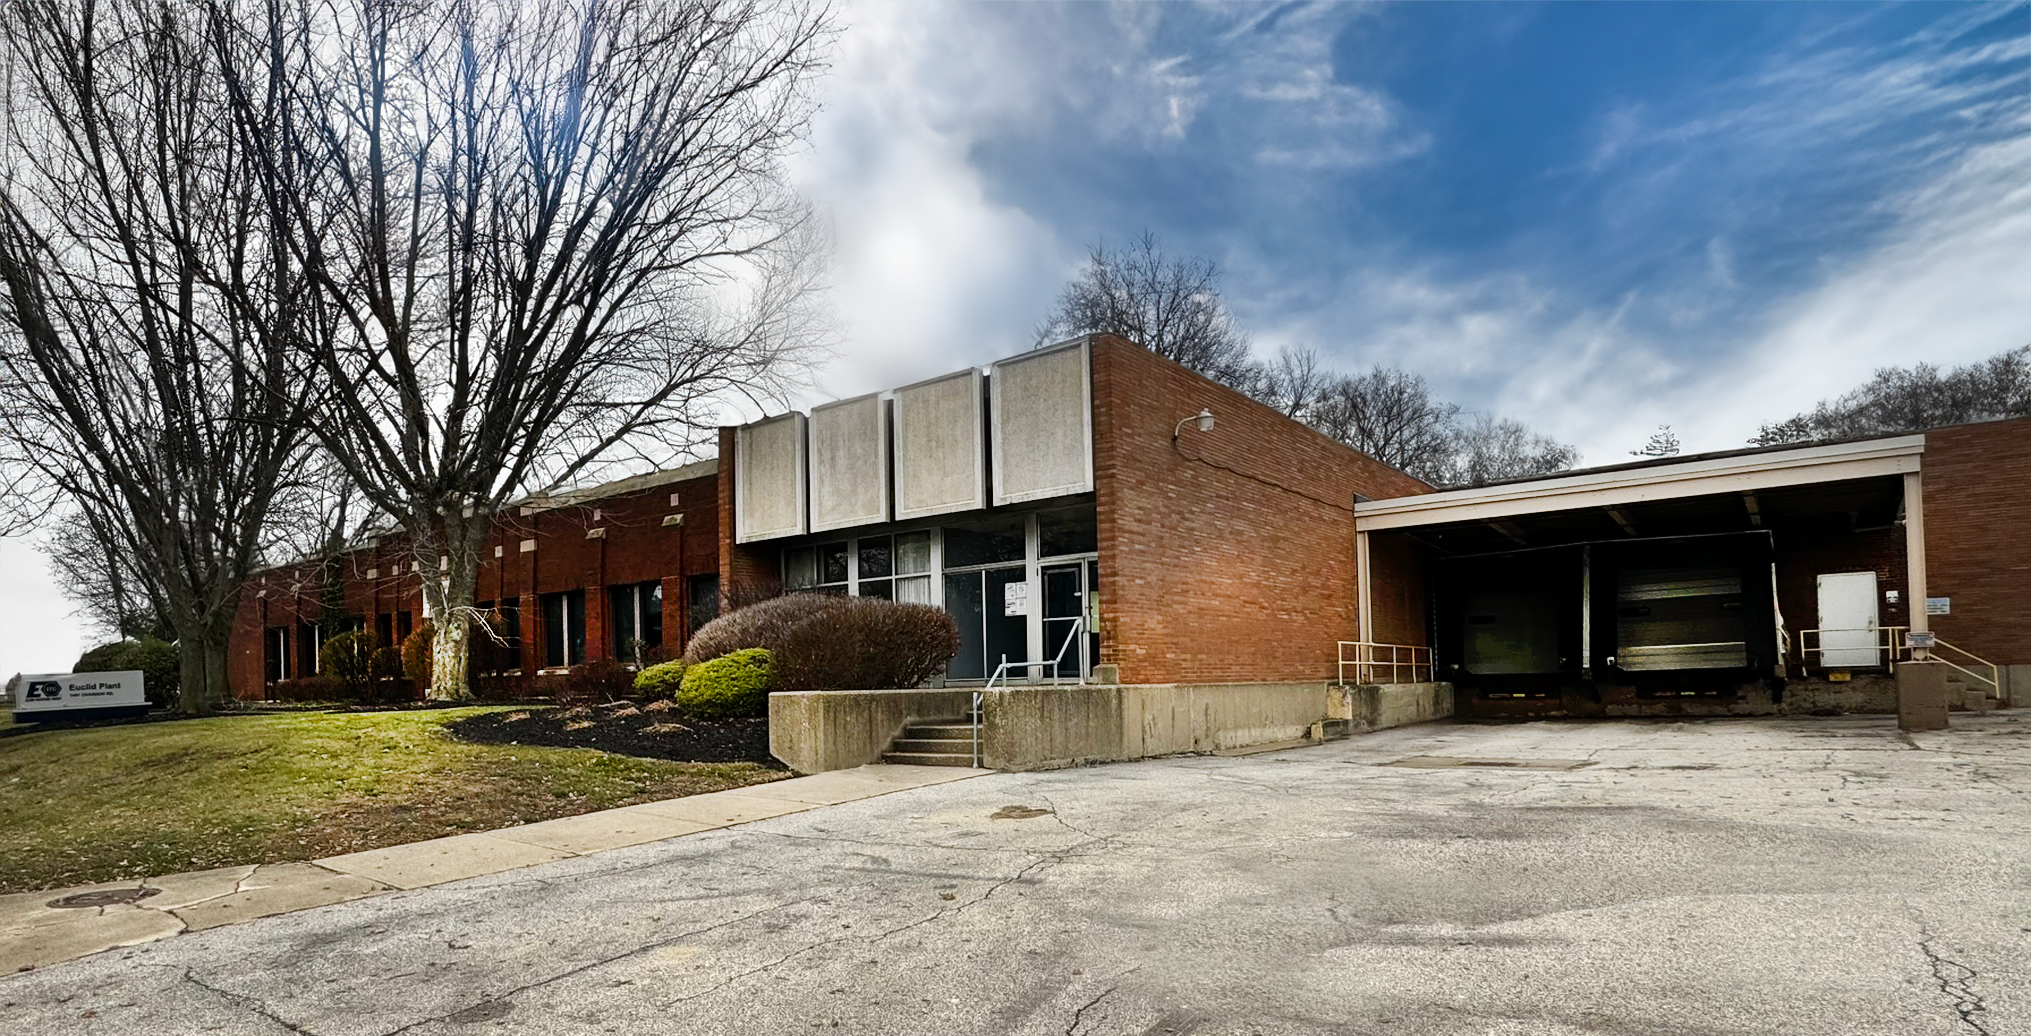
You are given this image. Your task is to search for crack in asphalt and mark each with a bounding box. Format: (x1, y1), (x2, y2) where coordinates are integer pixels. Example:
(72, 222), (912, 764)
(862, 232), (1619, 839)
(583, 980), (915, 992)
(1915, 926), (1991, 1035)
(1064, 983), (1119, 1036)
(177, 968), (316, 1035)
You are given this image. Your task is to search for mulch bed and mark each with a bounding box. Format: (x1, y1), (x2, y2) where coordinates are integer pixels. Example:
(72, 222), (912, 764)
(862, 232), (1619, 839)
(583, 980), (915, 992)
(445, 702), (779, 765)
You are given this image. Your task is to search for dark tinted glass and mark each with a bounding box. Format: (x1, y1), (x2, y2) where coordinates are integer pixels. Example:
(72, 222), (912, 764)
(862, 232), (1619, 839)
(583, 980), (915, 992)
(1039, 507), (1097, 557)
(944, 517), (1024, 567)
(857, 578), (893, 600)
(820, 541), (850, 584)
(858, 537), (893, 578)
(688, 575), (720, 634)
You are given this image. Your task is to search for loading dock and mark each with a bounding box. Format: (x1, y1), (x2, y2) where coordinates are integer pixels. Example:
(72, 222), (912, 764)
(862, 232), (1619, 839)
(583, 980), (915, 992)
(1351, 434), (1980, 718)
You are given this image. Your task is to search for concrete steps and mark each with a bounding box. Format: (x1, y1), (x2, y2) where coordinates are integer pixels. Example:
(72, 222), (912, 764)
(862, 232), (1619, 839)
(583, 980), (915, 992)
(880, 717), (977, 767)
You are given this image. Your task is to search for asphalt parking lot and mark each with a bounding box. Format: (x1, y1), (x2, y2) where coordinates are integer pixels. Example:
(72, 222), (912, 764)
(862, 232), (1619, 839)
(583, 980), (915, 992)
(2, 713), (2025, 1035)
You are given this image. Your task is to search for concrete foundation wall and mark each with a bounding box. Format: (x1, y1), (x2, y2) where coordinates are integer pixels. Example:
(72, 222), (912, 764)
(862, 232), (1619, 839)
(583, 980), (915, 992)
(769, 689), (977, 774)
(1331, 682), (1456, 732)
(1461, 676), (1899, 720)
(981, 680), (1455, 771)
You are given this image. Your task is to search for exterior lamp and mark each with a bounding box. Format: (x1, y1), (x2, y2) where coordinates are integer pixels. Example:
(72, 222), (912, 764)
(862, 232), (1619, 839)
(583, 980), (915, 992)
(1172, 408), (1215, 441)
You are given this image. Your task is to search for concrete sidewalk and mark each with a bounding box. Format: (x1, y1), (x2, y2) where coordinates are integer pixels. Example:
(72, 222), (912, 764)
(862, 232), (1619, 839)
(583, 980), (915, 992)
(0, 763), (985, 973)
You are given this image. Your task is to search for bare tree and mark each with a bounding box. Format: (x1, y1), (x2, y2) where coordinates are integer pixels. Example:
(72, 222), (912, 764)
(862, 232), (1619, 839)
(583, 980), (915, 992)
(0, 0), (322, 714)
(1751, 345), (2030, 446)
(1241, 345), (1333, 421)
(1308, 367), (1464, 484)
(1631, 424), (1682, 457)
(1036, 231), (1254, 385)
(218, 0), (830, 699)
(1442, 414), (1582, 488)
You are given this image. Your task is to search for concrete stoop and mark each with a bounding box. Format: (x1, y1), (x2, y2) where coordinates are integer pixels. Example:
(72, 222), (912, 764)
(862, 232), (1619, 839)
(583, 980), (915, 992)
(880, 718), (979, 767)
(0, 764), (987, 975)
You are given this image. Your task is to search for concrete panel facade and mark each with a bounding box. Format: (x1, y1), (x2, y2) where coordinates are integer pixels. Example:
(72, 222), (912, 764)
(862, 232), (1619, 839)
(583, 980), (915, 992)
(735, 413), (807, 543)
(991, 339), (1094, 506)
(892, 369), (987, 520)
(807, 394), (889, 533)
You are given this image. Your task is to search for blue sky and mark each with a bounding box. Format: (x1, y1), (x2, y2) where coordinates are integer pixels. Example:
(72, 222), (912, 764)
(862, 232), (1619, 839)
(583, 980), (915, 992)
(794, 1), (2029, 452)
(1, 1), (2026, 675)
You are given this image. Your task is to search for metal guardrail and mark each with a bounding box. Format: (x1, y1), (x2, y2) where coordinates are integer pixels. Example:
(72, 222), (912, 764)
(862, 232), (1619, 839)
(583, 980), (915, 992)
(1796, 626), (2000, 697)
(1337, 641), (1432, 685)
(970, 616), (1086, 768)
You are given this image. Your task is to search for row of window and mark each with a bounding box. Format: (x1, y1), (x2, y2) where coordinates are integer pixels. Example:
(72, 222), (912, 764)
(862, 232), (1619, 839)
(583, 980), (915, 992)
(261, 575), (720, 680)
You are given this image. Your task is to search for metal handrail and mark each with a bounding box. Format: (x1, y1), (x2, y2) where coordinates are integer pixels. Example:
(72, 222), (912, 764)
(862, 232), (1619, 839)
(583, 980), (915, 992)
(1797, 626), (2000, 696)
(1336, 641), (1432, 685)
(1797, 626), (1907, 672)
(969, 615), (1085, 768)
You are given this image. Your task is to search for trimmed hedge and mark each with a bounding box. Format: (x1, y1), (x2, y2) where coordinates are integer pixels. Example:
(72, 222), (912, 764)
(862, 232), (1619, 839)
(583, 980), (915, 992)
(74, 637), (179, 709)
(676, 649), (772, 718)
(771, 597), (959, 692)
(632, 660), (688, 700)
(682, 593), (959, 692)
(683, 593), (838, 666)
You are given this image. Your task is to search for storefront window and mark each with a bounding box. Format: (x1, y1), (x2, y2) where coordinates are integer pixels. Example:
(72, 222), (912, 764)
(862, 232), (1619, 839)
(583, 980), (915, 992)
(1039, 506), (1098, 557)
(944, 516), (1024, 568)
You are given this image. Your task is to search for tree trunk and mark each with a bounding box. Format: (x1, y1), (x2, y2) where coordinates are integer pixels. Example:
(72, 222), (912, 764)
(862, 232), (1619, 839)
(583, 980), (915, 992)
(176, 636), (217, 716)
(422, 510), (487, 702)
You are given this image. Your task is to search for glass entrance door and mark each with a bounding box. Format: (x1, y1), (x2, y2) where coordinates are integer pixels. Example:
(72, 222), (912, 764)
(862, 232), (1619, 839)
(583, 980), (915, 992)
(1041, 561), (1099, 679)
(944, 565), (1028, 680)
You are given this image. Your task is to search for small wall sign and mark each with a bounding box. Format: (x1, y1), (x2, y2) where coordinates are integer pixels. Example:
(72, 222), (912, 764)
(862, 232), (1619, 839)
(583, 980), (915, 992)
(1925, 597), (1952, 616)
(1003, 580), (1029, 617)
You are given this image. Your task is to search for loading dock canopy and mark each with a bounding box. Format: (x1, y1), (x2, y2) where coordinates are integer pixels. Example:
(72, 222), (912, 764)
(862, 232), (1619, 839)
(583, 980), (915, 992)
(1354, 434), (1923, 541)
(1382, 475), (1904, 556)
(1352, 434), (1931, 690)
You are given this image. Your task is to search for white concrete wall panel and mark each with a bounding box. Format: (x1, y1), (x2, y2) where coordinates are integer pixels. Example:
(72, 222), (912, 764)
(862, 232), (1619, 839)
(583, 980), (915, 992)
(893, 369), (988, 520)
(991, 340), (1094, 506)
(735, 413), (807, 542)
(808, 394), (890, 533)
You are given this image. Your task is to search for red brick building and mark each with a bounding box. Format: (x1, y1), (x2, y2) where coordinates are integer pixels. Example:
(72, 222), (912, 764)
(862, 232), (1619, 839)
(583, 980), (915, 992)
(229, 461), (720, 697)
(226, 337), (2028, 724)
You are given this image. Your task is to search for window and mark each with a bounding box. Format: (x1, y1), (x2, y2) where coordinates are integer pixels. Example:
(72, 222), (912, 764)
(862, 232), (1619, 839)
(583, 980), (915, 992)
(895, 531), (933, 604)
(1039, 506), (1098, 557)
(298, 623), (323, 676)
(376, 614), (394, 649)
(610, 582), (664, 662)
(688, 575), (720, 635)
(541, 590), (586, 668)
(397, 611), (413, 645)
(264, 627), (291, 683)
(473, 601), (521, 674)
(944, 517), (1024, 567)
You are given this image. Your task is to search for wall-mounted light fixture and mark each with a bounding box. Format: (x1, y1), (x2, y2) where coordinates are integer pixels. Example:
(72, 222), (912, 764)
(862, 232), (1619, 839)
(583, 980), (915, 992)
(1172, 408), (1215, 441)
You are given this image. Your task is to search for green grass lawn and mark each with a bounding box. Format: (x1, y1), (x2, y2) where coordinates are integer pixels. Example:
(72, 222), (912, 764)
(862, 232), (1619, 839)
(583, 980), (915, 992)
(0, 707), (785, 893)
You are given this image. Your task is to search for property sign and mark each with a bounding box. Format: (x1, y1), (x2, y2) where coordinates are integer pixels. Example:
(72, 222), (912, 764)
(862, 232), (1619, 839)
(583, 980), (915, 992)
(1906, 631), (1937, 650)
(13, 671), (147, 715)
(1925, 597), (1952, 616)
(1003, 581), (1029, 617)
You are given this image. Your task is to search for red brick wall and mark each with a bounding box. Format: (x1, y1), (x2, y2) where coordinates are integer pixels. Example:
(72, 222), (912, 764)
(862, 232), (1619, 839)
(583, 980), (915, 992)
(1090, 335), (1432, 684)
(226, 470), (719, 699)
(1368, 532), (1429, 647)
(1773, 519), (1910, 658)
(1923, 417), (2031, 665)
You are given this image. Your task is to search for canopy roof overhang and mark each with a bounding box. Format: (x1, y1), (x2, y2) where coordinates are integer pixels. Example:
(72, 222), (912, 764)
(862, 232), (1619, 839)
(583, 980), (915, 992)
(1354, 434), (1925, 539)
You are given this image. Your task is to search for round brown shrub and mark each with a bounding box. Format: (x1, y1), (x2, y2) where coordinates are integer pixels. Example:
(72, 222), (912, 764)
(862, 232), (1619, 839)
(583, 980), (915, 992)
(682, 593), (842, 666)
(684, 593), (959, 692)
